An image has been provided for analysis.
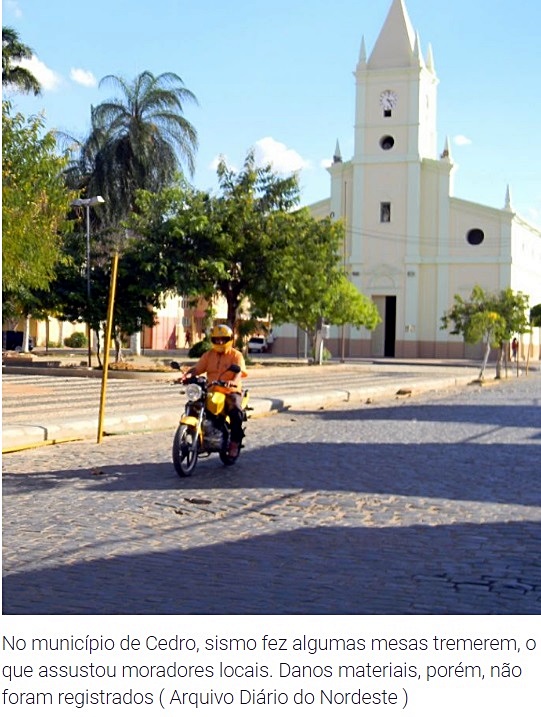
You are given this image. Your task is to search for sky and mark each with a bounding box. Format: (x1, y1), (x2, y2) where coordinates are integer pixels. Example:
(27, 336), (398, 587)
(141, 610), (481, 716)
(3, 0), (541, 226)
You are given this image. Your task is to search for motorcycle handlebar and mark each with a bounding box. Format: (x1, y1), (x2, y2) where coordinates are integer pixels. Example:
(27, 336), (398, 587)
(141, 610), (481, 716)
(176, 376), (237, 389)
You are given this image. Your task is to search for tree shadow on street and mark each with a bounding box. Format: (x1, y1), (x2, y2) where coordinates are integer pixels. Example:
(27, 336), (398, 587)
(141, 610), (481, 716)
(3, 520), (540, 615)
(3, 431), (540, 507)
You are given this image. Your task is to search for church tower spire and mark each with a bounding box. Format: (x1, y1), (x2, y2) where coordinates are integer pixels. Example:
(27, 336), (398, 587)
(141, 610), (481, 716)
(368, 0), (415, 68)
(333, 140), (343, 164)
(357, 36), (367, 69)
(354, 0), (439, 162)
(504, 184), (513, 211)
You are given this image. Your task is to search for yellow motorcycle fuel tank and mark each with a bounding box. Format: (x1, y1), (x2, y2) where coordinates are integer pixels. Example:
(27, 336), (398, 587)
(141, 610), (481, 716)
(206, 390), (226, 416)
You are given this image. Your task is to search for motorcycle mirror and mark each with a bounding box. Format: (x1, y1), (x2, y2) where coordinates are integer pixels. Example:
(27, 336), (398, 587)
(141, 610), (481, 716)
(170, 361), (181, 370)
(228, 364), (241, 374)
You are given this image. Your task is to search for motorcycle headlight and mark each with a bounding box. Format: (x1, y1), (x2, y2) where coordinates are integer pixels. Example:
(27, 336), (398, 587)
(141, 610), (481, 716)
(185, 383), (203, 402)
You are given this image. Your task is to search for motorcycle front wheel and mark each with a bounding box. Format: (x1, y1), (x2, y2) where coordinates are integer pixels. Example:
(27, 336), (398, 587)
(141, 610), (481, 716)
(172, 424), (199, 477)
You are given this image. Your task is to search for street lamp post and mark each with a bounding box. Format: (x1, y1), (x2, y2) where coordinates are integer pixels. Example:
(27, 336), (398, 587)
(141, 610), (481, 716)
(71, 196), (105, 367)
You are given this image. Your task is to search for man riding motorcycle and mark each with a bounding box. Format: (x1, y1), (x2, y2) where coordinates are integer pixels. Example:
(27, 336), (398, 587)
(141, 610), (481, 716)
(178, 324), (248, 458)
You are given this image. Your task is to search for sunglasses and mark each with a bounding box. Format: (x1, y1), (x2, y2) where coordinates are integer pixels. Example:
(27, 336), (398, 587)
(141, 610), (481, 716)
(211, 337), (230, 344)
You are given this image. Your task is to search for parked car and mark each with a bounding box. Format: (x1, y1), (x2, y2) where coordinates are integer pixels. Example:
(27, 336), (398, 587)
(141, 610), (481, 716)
(247, 336), (267, 353)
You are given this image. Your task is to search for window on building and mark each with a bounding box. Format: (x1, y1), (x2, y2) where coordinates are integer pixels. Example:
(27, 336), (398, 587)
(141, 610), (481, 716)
(466, 228), (485, 245)
(379, 135), (395, 150)
(380, 202), (391, 223)
(384, 109), (392, 118)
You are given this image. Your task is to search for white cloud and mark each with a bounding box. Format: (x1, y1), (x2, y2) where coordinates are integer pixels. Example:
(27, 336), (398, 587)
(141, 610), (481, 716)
(5, 0), (23, 18)
(453, 134), (472, 146)
(209, 139), (310, 178)
(253, 137), (311, 174)
(320, 158), (333, 169)
(209, 154), (237, 172)
(70, 68), (97, 88)
(18, 56), (62, 91)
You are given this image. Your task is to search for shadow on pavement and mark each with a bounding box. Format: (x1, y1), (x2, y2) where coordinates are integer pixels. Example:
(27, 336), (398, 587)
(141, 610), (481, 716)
(301, 402), (541, 433)
(4, 434), (540, 507)
(3, 520), (540, 614)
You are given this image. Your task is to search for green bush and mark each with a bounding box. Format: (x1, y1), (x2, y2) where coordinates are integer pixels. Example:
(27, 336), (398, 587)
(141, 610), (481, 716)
(311, 345), (332, 362)
(64, 331), (88, 348)
(188, 338), (211, 358)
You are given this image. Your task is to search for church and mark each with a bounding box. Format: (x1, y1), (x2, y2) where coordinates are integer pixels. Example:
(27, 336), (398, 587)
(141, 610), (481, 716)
(282, 0), (541, 360)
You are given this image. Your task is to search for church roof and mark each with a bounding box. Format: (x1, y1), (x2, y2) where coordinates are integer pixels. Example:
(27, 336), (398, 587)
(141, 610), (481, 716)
(368, 0), (416, 69)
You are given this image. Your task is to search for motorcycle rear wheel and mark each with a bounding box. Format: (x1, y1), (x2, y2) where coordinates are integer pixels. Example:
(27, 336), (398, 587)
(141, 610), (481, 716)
(172, 424), (199, 477)
(219, 450), (238, 466)
(219, 437), (240, 467)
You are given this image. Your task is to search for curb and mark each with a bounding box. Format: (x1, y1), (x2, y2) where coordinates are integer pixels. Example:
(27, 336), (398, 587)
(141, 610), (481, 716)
(2, 373), (477, 452)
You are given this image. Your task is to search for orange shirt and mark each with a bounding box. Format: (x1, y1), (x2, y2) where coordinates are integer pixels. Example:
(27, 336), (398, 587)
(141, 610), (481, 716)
(191, 347), (247, 393)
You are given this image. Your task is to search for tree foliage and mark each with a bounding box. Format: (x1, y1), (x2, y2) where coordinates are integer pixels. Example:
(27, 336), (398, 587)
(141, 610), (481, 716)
(530, 304), (541, 327)
(64, 71), (198, 228)
(325, 275), (381, 330)
(44, 224), (175, 345)
(2, 26), (41, 95)
(129, 152), (379, 340)
(441, 285), (530, 379)
(2, 101), (73, 294)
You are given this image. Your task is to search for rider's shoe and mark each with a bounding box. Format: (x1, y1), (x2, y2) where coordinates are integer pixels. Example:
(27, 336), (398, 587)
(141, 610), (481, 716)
(228, 441), (239, 458)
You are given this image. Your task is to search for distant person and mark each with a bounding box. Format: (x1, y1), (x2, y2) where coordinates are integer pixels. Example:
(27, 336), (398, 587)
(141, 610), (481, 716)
(266, 329), (274, 353)
(185, 330), (192, 348)
(511, 337), (518, 361)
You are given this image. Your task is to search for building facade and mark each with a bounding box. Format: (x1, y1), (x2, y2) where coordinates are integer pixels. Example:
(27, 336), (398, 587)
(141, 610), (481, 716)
(281, 0), (541, 360)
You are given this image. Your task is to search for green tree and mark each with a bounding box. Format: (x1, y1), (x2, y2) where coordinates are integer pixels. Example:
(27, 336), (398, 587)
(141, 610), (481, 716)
(325, 275), (381, 331)
(2, 101), (73, 295)
(66, 71), (198, 227)
(2, 26), (41, 95)
(441, 285), (530, 380)
(529, 303), (541, 328)
(129, 153), (379, 350)
(262, 215), (380, 354)
(205, 153), (301, 327)
(130, 153), (301, 328)
(525, 303), (541, 371)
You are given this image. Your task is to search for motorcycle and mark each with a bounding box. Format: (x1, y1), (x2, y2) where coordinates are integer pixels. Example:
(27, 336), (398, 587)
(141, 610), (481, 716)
(170, 361), (250, 477)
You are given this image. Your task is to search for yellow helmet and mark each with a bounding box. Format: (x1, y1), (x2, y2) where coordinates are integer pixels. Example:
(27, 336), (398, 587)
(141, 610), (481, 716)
(210, 324), (234, 353)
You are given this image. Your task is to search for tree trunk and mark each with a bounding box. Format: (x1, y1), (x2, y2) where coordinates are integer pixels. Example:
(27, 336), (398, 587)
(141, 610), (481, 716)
(478, 341), (491, 380)
(495, 341), (504, 379)
(95, 328), (102, 368)
(224, 287), (240, 333)
(114, 329), (124, 363)
(23, 315), (31, 352)
(227, 300), (238, 331)
(45, 317), (50, 354)
(526, 330), (532, 376)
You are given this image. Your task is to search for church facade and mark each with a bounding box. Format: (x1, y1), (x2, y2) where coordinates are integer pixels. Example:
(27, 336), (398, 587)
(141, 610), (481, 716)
(292, 0), (541, 360)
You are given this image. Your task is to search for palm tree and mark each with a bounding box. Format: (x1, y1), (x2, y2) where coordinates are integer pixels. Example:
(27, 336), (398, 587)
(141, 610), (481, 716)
(2, 26), (41, 95)
(73, 71), (198, 224)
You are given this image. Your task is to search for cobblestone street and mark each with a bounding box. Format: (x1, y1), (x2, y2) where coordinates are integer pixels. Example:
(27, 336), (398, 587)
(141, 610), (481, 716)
(3, 375), (541, 614)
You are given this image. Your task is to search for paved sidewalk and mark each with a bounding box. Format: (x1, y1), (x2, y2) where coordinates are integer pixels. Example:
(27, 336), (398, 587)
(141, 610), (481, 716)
(2, 358), (529, 452)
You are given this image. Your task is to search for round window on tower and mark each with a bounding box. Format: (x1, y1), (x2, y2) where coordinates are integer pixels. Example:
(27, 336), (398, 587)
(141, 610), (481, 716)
(466, 228), (485, 245)
(379, 135), (395, 151)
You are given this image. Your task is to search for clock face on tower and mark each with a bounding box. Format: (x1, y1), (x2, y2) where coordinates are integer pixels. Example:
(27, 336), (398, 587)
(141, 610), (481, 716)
(380, 90), (398, 110)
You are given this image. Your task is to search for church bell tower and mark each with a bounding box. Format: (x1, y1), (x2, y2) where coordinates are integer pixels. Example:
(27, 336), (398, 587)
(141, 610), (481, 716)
(354, 0), (438, 164)
(329, 0), (444, 358)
